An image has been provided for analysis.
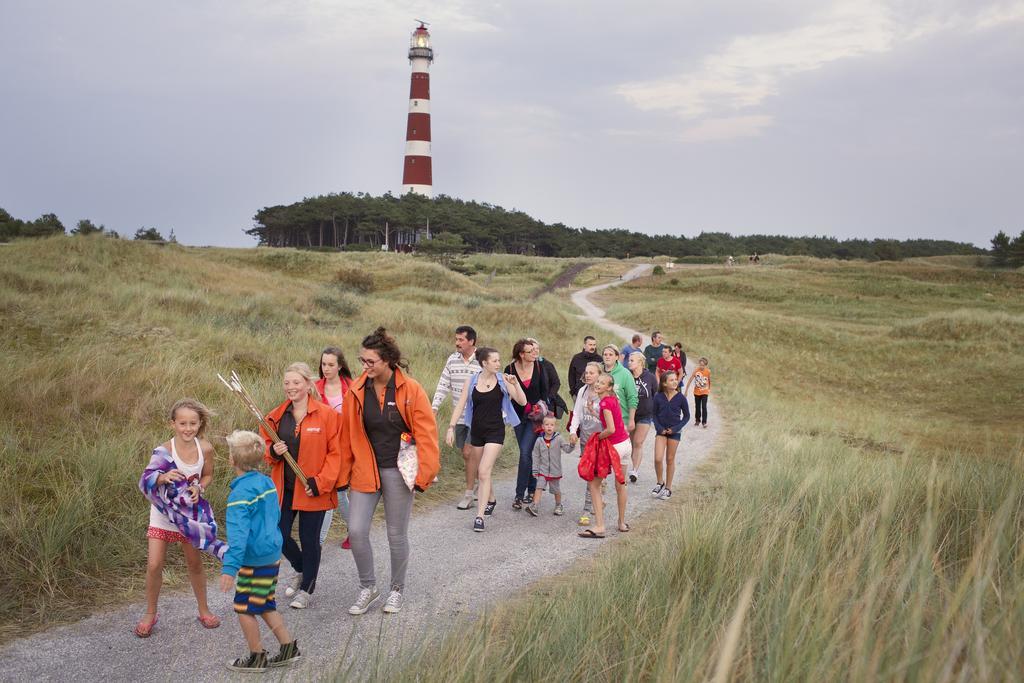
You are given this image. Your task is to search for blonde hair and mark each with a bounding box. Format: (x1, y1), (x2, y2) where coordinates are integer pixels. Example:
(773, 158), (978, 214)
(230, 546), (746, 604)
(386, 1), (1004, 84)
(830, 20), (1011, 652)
(225, 430), (265, 471)
(629, 351), (645, 364)
(602, 344), (619, 356)
(596, 372), (615, 392)
(168, 398), (214, 438)
(284, 361), (320, 400)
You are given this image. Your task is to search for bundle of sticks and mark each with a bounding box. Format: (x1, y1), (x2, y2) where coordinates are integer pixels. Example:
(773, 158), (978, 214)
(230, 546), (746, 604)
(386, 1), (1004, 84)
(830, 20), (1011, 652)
(217, 370), (307, 483)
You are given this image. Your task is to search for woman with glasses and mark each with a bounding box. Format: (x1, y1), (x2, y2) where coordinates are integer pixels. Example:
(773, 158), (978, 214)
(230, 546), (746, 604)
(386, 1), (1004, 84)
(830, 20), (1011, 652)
(336, 327), (440, 616)
(504, 338), (549, 510)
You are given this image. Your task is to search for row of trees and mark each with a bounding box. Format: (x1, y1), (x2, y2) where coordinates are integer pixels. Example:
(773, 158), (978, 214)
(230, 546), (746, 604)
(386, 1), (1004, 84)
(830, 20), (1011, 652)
(990, 231), (1024, 268)
(0, 208), (172, 242)
(246, 192), (985, 261)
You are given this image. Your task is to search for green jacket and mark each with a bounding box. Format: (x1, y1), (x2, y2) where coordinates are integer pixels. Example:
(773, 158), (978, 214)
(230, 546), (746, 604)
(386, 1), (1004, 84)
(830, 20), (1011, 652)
(608, 363), (638, 414)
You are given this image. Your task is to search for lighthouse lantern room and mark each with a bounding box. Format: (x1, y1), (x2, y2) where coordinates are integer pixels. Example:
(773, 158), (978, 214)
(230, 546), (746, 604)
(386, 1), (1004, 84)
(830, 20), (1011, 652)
(402, 22), (434, 197)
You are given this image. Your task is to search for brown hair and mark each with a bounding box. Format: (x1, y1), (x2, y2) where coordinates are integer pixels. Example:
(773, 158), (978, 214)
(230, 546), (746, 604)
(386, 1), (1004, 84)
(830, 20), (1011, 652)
(658, 370), (678, 393)
(475, 347), (498, 364)
(511, 338), (535, 363)
(361, 327), (409, 370)
(318, 346), (353, 381)
(169, 398), (213, 438)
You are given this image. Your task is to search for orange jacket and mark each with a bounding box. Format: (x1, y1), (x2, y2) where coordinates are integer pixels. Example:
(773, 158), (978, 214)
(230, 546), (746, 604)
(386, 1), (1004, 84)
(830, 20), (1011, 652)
(337, 368), (440, 494)
(262, 398), (341, 512)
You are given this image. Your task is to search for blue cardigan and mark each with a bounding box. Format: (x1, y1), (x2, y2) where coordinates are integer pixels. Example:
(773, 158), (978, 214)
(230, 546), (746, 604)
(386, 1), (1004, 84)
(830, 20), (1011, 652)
(223, 471), (283, 577)
(462, 373), (521, 429)
(652, 391), (690, 434)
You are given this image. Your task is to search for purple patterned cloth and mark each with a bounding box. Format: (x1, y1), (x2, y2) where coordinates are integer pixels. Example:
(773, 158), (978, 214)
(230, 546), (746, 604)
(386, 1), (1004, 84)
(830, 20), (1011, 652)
(139, 446), (228, 560)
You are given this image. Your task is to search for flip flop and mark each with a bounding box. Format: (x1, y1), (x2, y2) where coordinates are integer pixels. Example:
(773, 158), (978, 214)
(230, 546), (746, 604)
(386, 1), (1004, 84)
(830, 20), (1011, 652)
(197, 613), (221, 629)
(134, 613), (158, 638)
(619, 523), (631, 533)
(578, 529), (605, 539)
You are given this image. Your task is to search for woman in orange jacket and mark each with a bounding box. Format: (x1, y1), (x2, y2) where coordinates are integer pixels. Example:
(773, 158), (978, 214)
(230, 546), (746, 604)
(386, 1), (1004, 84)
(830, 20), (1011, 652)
(337, 327), (440, 616)
(262, 361), (341, 610)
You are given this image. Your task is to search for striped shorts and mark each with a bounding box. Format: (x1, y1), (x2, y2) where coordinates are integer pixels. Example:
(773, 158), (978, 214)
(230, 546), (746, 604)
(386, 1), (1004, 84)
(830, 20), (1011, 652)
(233, 562), (280, 615)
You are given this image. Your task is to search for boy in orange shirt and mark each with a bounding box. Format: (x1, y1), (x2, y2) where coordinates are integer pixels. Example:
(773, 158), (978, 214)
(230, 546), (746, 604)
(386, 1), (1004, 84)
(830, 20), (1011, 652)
(684, 357), (711, 428)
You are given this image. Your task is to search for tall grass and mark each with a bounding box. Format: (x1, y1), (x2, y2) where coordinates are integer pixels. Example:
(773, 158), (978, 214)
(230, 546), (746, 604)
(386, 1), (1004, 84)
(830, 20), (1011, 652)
(0, 237), (618, 640)
(384, 257), (1024, 681)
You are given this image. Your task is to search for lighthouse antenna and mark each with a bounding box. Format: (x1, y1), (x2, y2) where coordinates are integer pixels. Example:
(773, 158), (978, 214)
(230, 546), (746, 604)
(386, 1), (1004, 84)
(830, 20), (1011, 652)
(414, 19), (430, 27)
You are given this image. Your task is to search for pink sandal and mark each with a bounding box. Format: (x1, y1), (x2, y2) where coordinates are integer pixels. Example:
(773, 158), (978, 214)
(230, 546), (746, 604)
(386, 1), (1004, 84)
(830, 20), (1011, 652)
(197, 613), (221, 629)
(134, 613), (158, 638)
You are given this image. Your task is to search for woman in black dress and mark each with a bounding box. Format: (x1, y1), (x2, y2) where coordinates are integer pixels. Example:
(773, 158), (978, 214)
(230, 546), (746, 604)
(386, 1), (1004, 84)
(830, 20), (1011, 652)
(447, 347), (526, 532)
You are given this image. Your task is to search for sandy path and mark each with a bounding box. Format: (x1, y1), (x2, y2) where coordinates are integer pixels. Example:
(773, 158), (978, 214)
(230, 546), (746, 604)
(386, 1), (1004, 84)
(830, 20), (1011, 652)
(1, 263), (721, 682)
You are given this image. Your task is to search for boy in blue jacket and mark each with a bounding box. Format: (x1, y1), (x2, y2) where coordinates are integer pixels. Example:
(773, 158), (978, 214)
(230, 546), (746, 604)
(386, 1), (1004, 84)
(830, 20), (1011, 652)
(219, 430), (301, 673)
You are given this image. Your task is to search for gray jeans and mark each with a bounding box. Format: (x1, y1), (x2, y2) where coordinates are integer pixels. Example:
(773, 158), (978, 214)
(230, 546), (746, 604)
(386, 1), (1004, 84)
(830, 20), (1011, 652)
(319, 489), (350, 545)
(347, 467), (415, 591)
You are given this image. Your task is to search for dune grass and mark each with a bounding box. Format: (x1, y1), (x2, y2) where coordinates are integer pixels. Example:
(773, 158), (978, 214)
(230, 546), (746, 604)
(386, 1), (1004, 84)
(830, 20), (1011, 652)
(385, 257), (1024, 681)
(0, 236), (609, 641)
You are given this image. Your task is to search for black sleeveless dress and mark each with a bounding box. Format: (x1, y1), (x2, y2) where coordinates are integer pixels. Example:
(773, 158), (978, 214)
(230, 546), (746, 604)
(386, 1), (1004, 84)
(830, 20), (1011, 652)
(470, 382), (506, 447)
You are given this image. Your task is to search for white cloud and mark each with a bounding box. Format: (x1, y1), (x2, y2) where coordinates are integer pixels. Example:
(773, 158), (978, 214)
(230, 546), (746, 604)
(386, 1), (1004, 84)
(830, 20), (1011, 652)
(615, 0), (1024, 141)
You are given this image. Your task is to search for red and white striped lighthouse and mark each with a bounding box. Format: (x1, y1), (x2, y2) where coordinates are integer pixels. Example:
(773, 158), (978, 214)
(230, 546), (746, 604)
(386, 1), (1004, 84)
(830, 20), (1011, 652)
(402, 22), (433, 197)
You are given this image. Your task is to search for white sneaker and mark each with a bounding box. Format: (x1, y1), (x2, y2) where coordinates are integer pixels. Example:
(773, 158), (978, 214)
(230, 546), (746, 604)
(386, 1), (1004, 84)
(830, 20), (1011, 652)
(289, 590), (311, 609)
(382, 589), (403, 614)
(456, 491), (474, 510)
(650, 483), (664, 497)
(658, 487), (672, 500)
(283, 574), (302, 598)
(628, 469), (638, 483)
(348, 587), (380, 615)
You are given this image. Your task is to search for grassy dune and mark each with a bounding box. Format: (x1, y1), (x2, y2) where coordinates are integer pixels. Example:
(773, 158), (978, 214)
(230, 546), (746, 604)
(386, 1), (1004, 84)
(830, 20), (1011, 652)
(393, 257), (1024, 681)
(0, 236), (623, 640)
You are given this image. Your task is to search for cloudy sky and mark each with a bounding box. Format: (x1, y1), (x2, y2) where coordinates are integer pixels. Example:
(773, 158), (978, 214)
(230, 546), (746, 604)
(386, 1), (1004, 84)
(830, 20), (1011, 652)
(1, 0), (1021, 247)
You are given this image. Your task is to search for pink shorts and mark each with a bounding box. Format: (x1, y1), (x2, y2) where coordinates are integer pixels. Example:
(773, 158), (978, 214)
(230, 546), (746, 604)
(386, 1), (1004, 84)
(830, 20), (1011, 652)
(147, 526), (188, 543)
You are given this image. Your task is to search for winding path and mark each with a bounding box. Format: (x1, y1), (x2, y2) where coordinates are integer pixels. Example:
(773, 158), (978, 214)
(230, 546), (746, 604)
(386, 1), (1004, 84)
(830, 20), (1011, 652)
(1, 263), (722, 682)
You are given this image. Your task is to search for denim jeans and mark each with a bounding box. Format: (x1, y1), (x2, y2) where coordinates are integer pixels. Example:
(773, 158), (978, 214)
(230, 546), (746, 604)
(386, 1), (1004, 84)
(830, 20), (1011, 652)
(514, 421), (540, 500)
(318, 489), (350, 545)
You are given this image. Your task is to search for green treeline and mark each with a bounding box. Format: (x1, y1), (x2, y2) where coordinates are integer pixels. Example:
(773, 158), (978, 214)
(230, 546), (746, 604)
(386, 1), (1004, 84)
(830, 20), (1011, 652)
(246, 192), (986, 261)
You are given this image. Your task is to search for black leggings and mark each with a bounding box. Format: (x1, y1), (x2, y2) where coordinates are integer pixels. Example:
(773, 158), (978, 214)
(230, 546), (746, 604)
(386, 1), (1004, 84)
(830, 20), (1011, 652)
(280, 485), (326, 594)
(694, 395), (708, 425)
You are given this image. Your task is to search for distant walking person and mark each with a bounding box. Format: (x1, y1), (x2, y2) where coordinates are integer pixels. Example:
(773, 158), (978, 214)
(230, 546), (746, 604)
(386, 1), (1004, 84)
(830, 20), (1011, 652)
(685, 356), (712, 428)
(529, 338), (566, 418)
(655, 345), (683, 382)
(568, 362), (603, 525)
(316, 346), (353, 550)
(627, 352), (656, 483)
(263, 362), (342, 610)
(505, 339), (549, 510)
(567, 336), (601, 400)
(652, 371), (690, 499)
(620, 334), (643, 368)
(578, 373), (631, 537)
(338, 328), (440, 616)
(446, 347), (526, 532)
(431, 325), (481, 510)
(672, 342), (686, 371)
(643, 331), (670, 374)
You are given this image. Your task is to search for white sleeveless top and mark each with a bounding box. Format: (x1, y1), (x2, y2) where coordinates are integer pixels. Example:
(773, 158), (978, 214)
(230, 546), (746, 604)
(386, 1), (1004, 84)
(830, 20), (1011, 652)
(148, 438), (205, 531)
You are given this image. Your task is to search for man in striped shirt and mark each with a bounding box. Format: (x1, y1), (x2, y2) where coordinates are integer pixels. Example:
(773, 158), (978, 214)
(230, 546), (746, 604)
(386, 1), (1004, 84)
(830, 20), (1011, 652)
(431, 325), (482, 510)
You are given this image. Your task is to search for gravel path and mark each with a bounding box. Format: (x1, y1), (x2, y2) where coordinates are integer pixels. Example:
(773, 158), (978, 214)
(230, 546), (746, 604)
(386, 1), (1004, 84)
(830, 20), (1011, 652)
(1, 263), (721, 682)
